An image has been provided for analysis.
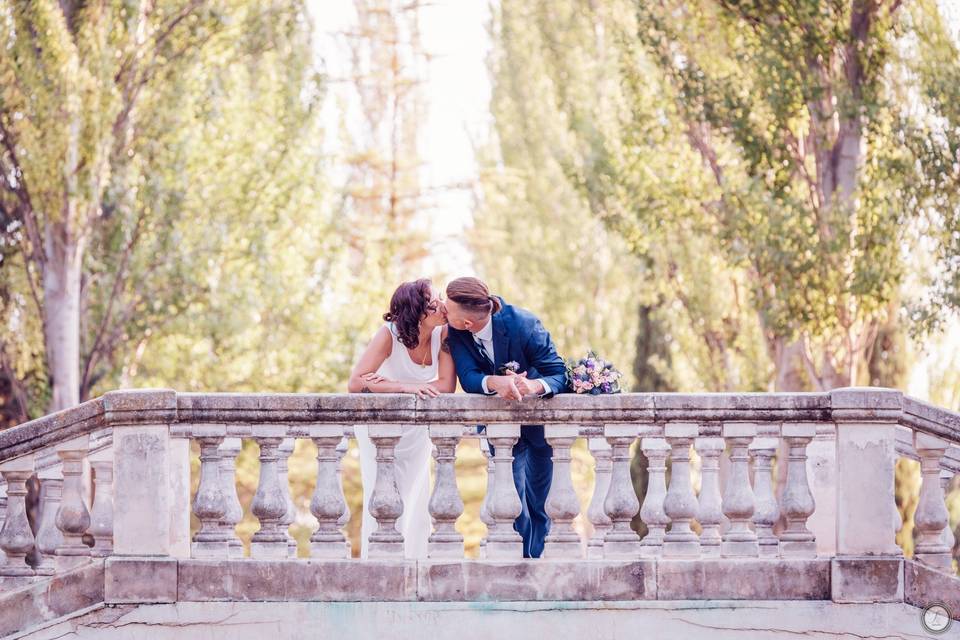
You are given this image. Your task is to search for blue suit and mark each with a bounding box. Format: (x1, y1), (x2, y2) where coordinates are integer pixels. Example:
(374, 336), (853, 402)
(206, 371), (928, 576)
(447, 298), (567, 558)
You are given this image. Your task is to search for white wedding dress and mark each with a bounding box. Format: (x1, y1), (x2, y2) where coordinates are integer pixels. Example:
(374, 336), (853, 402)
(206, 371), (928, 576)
(354, 322), (440, 559)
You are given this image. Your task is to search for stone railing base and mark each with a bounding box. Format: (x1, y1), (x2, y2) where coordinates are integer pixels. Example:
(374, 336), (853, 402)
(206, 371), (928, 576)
(3, 557), (958, 638)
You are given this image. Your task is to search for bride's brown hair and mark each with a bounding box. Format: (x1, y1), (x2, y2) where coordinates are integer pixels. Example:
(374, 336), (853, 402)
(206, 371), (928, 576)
(383, 279), (432, 349)
(446, 277), (502, 315)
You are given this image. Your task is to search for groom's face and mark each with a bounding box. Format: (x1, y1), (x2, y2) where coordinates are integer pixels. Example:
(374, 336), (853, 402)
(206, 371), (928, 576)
(444, 299), (486, 332)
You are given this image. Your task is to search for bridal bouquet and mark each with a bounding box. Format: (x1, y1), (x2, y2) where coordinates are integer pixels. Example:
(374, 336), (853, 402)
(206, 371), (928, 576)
(566, 351), (623, 394)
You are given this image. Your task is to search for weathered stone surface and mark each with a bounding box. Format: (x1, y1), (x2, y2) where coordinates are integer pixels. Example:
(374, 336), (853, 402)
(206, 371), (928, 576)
(0, 398), (104, 463)
(830, 387), (903, 421)
(16, 600), (941, 640)
(805, 425), (838, 557)
(903, 559), (960, 618)
(653, 392), (830, 423)
(105, 557), (177, 604)
(416, 394), (657, 426)
(177, 392), (418, 425)
(168, 437), (192, 558)
(831, 557), (904, 603)
(417, 560), (655, 601)
(656, 559), (830, 600)
(902, 396), (960, 445)
(0, 560), (104, 638)
(113, 425), (171, 556)
(2, 388), (957, 465)
(177, 559), (418, 601)
(102, 389), (178, 426)
(835, 422), (901, 557)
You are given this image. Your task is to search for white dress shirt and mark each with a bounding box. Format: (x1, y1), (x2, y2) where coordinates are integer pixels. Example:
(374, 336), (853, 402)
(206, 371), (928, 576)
(476, 319), (550, 396)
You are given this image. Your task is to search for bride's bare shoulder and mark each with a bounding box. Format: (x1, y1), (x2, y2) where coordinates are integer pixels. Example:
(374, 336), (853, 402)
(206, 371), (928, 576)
(368, 324), (394, 350)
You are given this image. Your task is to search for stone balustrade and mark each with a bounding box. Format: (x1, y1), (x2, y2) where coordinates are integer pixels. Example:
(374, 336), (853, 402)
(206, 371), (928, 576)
(0, 387), (958, 633)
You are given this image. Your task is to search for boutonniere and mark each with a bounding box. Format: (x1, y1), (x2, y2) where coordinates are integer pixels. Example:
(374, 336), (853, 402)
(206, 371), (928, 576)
(497, 361), (520, 375)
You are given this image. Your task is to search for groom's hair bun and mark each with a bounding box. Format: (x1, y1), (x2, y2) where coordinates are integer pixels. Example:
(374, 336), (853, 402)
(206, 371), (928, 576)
(446, 277), (502, 315)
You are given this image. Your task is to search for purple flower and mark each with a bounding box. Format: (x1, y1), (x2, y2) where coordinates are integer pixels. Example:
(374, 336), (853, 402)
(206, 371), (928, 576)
(566, 350), (623, 394)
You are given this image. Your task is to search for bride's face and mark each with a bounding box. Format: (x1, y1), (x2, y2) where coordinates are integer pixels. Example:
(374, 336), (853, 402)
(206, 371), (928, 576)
(421, 286), (447, 329)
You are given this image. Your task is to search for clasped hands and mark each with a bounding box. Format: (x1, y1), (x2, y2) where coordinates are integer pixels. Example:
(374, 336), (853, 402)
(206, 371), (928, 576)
(487, 370), (543, 402)
(360, 370), (542, 401)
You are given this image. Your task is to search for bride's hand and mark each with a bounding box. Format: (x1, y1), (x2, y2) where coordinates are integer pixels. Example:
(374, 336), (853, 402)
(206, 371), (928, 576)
(403, 382), (441, 399)
(360, 372), (387, 384)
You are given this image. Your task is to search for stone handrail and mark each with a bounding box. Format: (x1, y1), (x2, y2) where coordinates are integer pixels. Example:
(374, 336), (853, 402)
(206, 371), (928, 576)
(0, 386), (958, 631)
(2, 387), (958, 462)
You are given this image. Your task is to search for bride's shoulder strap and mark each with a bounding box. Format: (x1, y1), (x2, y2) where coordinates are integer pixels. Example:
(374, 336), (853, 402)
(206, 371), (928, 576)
(431, 324), (444, 353)
(378, 322), (399, 354)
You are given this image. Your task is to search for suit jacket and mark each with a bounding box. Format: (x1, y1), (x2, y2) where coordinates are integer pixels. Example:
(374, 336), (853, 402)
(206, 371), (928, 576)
(447, 297), (567, 397)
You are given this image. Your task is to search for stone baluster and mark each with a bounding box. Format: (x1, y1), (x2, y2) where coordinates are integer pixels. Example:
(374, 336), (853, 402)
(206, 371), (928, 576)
(428, 425), (464, 558)
(88, 447), (115, 558)
(310, 425), (348, 559)
(0, 479), (7, 565)
(913, 432), (952, 571)
(750, 437), (781, 558)
(544, 424), (583, 558)
(479, 450), (495, 558)
(218, 437), (244, 559)
(192, 425), (228, 558)
(367, 424), (405, 558)
(663, 422), (700, 558)
(0, 462), (36, 577)
(639, 438), (670, 557)
(695, 437), (724, 557)
(586, 437), (613, 559)
(485, 424), (523, 559)
(779, 423), (817, 558)
(250, 425), (290, 559)
(278, 438), (298, 558)
(34, 453), (63, 575)
(721, 423), (758, 557)
(603, 424), (641, 558)
(55, 437), (92, 569)
(336, 436), (352, 530)
(941, 470), (957, 555)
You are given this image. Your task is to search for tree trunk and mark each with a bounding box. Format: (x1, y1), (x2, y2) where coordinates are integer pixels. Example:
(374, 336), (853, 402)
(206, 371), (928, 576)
(771, 338), (808, 392)
(632, 301), (673, 393)
(43, 220), (83, 413)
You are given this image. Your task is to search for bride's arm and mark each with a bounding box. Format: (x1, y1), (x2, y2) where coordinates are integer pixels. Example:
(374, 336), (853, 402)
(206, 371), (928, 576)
(434, 327), (457, 393)
(347, 327), (407, 393)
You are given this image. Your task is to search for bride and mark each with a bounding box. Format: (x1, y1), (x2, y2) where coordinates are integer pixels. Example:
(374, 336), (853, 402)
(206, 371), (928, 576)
(347, 278), (456, 558)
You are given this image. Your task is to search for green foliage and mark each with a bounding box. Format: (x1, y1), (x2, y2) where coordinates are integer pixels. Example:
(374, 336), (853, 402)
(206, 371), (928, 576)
(481, 0), (960, 392)
(478, 0), (771, 392)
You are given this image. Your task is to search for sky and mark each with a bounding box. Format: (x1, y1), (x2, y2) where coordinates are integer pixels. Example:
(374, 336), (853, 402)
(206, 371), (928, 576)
(308, 0), (489, 278)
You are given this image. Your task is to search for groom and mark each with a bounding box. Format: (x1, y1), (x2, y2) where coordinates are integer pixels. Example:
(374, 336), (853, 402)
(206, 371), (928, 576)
(442, 276), (567, 558)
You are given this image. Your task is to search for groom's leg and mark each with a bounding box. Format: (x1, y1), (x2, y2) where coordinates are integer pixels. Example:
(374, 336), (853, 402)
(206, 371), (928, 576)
(515, 424), (553, 558)
(511, 435), (533, 557)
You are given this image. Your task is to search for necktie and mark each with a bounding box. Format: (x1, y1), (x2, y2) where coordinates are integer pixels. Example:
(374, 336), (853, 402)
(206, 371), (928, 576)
(474, 336), (493, 366)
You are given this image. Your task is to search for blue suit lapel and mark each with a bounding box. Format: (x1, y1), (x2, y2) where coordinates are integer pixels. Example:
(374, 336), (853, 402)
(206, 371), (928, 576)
(492, 310), (510, 371)
(463, 328), (495, 375)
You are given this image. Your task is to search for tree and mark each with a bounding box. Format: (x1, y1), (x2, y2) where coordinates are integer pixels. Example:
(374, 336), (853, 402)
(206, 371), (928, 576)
(0, 1), (329, 417)
(620, 0), (960, 390)
(484, 0), (960, 393)
(479, 0), (772, 393)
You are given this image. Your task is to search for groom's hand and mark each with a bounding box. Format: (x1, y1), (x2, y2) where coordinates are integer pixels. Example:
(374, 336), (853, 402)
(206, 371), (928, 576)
(487, 375), (523, 401)
(507, 371), (546, 397)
